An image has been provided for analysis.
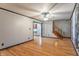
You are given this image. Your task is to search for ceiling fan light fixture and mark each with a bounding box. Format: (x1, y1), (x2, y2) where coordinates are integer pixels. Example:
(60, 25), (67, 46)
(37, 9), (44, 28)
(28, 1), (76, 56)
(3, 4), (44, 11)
(44, 18), (48, 21)
(46, 13), (50, 18)
(41, 12), (50, 21)
(41, 12), (49, 17)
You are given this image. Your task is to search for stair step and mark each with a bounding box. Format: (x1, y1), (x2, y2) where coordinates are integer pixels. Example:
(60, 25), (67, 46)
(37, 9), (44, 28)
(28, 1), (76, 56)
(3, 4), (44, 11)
(53, 31), (63, 39)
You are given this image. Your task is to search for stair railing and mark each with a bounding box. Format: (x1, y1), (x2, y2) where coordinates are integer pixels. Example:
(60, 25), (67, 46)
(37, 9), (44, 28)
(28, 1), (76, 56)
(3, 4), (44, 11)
(54, 24), (65, 36)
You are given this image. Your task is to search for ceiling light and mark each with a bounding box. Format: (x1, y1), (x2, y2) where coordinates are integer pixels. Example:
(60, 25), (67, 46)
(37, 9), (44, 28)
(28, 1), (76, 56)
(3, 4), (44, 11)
(41, 12), (50, 21)
(46, 13), (50, 18)
(41, 12), (49, 18)
(44, 18), (48, 21)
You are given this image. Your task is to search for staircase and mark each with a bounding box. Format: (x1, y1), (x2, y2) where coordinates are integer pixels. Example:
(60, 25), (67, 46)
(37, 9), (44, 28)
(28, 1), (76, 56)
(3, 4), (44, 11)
(53, 25), (65, 39)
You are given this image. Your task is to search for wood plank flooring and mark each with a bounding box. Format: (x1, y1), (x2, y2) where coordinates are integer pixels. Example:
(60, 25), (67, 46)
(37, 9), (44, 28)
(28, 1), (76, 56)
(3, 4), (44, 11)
(0, 37), (77, 56)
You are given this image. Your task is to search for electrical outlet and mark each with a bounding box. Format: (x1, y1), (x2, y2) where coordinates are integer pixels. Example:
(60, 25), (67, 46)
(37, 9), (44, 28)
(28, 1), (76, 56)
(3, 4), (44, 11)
(1, 43), (4, 46)
(29, 28), (31, 30)
(28, 37), (30, 39)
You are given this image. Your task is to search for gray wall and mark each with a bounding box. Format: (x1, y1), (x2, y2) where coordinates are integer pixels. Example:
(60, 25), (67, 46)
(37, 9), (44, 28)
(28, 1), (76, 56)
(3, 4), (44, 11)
(54, 20), (71, 37)
(42, 21), (57, 37)
(0, 9), (33, 49)
(42, 20), (71, 38)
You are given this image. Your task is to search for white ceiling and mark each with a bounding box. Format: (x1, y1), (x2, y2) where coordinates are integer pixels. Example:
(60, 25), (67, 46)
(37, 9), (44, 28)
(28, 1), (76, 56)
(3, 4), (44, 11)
(0, 3), (75, 21)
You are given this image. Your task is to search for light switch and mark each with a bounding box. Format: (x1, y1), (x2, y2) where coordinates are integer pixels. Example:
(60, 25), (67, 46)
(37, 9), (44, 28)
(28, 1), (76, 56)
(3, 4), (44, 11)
(29, 28), (31, 30)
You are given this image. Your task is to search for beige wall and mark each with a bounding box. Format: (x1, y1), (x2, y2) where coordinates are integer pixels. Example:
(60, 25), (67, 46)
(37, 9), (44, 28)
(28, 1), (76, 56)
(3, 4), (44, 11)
(0, 9), (33, 49)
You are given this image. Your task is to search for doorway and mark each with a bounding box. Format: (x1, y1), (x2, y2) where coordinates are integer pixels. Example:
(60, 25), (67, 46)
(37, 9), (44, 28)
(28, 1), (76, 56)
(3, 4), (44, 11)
(33, 21), (42, 45)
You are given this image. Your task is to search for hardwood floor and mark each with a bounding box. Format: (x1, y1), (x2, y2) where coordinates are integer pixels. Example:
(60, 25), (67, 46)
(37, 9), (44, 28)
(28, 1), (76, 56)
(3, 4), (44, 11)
(0, 37), (77, 56)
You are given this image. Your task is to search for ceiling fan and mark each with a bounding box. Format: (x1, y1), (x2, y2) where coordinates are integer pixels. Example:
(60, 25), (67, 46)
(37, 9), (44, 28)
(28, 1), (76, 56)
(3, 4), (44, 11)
(41, 12), (52, 21)
(32, 3), (57, 21)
